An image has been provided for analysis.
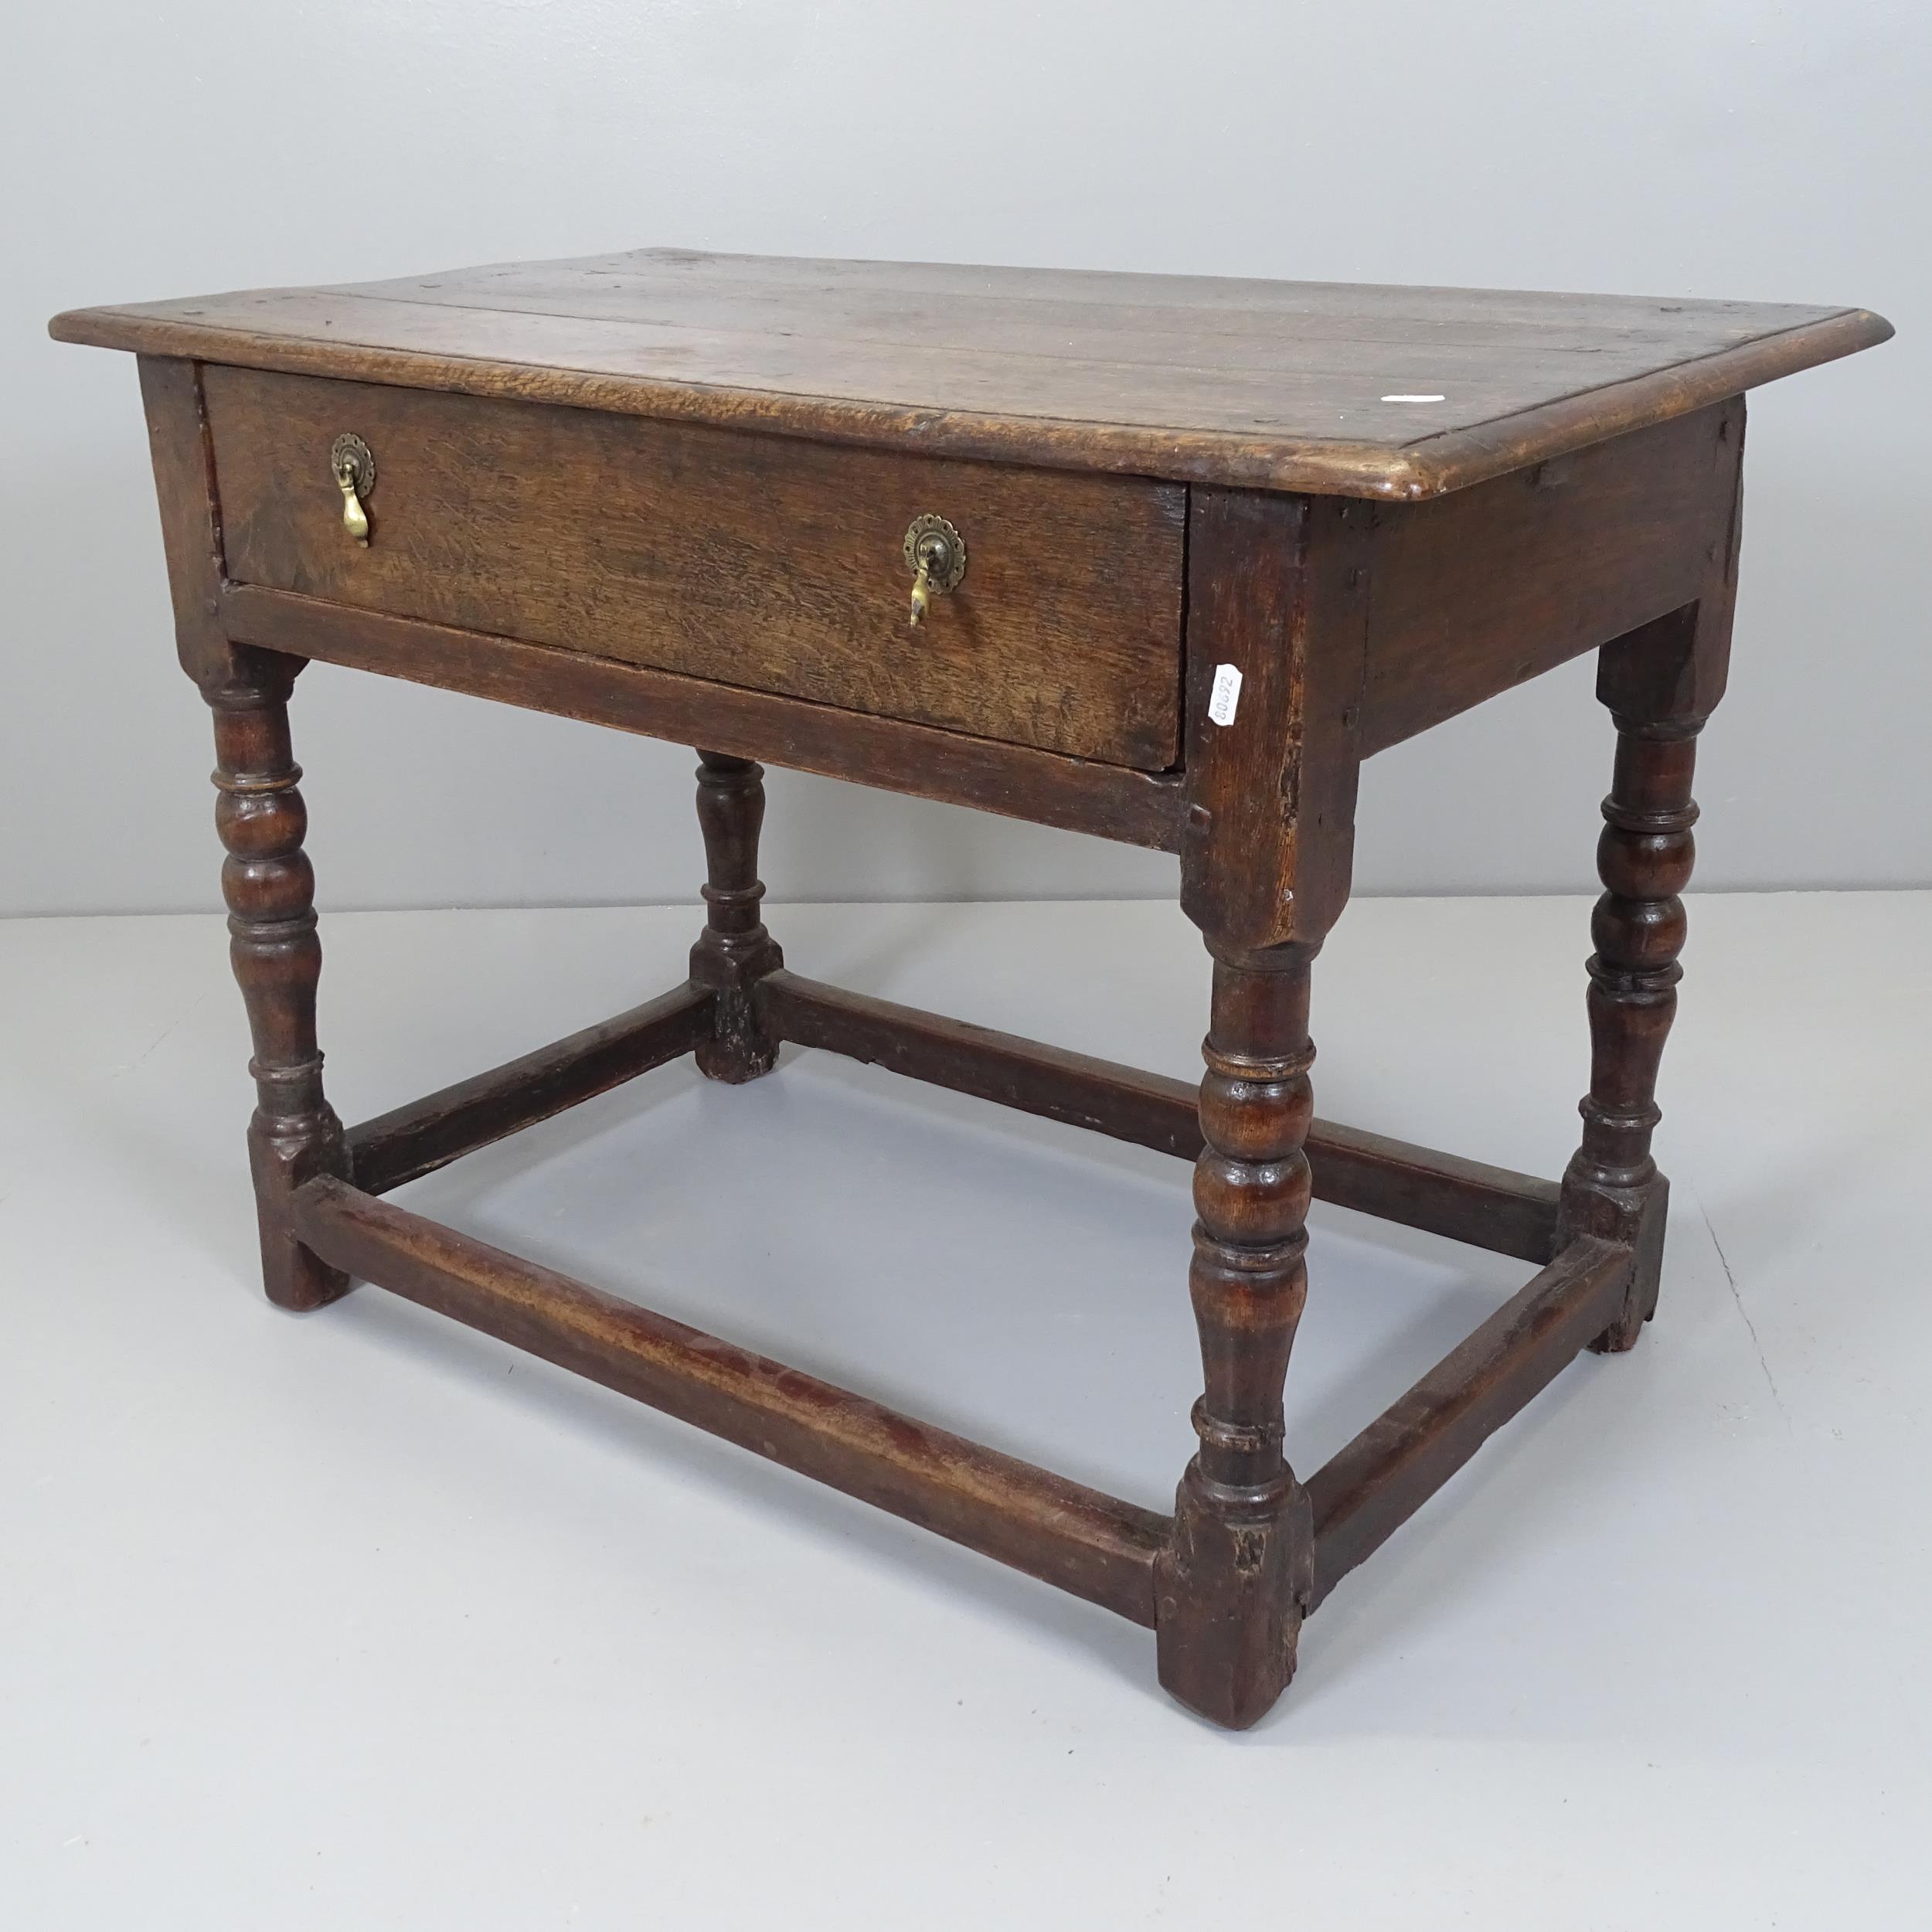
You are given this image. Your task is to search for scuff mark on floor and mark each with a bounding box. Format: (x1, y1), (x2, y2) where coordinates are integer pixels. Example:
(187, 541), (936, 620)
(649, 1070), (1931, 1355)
(113, 991), (209, 1080)
(1696, 1188), (1789, 1429)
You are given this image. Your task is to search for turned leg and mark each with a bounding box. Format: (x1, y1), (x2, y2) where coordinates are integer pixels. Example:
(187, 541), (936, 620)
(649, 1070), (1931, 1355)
(1560, 615), (1723, 1351)
(689, 750), (783, 1083)
(1155, 941), (1319, 1728)
(205, 650), (351, 1311)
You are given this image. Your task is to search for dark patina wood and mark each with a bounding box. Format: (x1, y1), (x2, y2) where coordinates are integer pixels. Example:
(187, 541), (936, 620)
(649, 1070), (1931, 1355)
(206, 648), (351, 1311)
(345, 983), (712, 1196)
(756, 970), (1561, 1261)
(291, 1175), (1168, 1622)
(56, 250), (1886, 496)
(135, 359), (351, 1310)
(1557, 583), (1735, 1352)
(689, 750), (784, 1082)
(203, 366), (1185, 767)
(1307, 1234), (1632, 1603)
(216, 585), (1185, 851)
(1155, 942), (1324, 1726)
(1179, 491), (1371, 951)
(58, 250), (1889, 1730)
(1359, 400), (1744, 753)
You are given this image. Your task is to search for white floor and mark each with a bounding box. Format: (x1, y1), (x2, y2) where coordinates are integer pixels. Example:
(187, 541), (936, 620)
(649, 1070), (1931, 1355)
(3, 893), (1928, 1927)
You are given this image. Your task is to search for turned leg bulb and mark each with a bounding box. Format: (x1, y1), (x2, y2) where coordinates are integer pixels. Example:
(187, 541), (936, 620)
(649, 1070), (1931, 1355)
(204, 651), (351, 1311)
(1155, 941), (1320, 1729)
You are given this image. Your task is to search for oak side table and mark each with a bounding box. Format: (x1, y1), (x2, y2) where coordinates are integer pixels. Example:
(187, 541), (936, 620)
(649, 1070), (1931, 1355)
(53, 254), (1890, 1727)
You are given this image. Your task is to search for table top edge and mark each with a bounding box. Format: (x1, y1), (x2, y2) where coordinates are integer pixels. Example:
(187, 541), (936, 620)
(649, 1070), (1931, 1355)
(49, 298), (1893, 502)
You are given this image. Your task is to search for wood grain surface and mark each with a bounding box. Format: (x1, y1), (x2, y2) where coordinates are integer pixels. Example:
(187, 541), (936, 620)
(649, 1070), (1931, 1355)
(218, 583), (1185, 848)
(53, 250), (1890, 497)
(1360, 401), (1745, 752)
(203, 366), (1185, 767)
(291, 1175), (1169, 1624)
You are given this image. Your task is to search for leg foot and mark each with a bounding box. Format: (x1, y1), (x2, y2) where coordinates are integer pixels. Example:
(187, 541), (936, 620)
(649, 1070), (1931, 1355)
(1585, 1181), (1669, 1355)
(1160, 1462), (1313, 1728)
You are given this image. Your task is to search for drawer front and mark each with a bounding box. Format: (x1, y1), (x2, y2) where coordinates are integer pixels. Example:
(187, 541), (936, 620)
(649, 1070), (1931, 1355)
(204, 369), (1185, 768)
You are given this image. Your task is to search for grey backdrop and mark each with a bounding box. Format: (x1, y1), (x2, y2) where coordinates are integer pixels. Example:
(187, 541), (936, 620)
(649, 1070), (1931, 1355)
(7, 0), (1924, 916)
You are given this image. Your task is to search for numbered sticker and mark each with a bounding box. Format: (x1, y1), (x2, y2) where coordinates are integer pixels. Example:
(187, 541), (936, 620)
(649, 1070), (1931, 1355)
(1208, 662), (1243, 726)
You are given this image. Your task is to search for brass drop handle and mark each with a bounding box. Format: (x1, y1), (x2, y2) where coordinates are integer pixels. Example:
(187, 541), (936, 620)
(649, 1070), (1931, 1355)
(903, 513), (965, 627)
(330, 433), (376, 546)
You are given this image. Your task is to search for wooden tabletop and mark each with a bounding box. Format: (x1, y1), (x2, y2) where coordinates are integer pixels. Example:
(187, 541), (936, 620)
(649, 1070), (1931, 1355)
(52, 250), (1890, 499)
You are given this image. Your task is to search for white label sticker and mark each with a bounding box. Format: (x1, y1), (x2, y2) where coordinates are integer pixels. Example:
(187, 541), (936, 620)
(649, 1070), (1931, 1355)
(1208, 662), (1243, 726)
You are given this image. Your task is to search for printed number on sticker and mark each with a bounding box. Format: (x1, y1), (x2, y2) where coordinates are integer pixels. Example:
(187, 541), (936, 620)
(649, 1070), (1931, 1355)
(1208, 663), (1243, 726)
